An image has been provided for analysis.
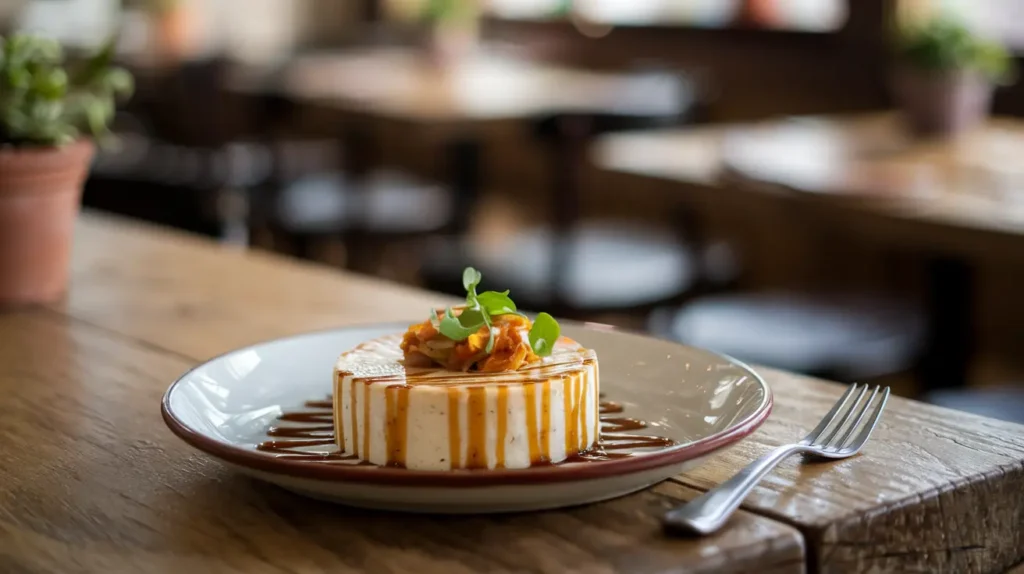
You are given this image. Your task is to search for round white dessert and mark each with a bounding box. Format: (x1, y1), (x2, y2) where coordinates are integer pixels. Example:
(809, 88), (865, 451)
(333, 334), (599, 471)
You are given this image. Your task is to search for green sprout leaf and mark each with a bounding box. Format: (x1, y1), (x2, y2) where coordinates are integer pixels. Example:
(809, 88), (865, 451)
(427, 267), (560, 362)
(485, 326), (496, 353)
(457, 307), (487, 329)
(476, 290), (517, 316)
(462, 267), (482, 293)
(528, 312), (560, 357)
(438, 307), (481, 341)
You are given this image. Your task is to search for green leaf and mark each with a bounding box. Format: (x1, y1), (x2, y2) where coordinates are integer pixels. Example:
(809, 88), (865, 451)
(457, 307), (487, 328)
(0, 33), (134, 147)
(894, 15), (1016, 83)
(485, 327), (496, 353)
(477, 290), (517, 316)
(104, 67), (135, 98)
(528, 312), (560, 357)
(422, 0), (477, 23)
(462, 267), (482, 293)
(71, 33), (115, 87)
(33, 68), (67, 100)
(438, 307), (482, 341)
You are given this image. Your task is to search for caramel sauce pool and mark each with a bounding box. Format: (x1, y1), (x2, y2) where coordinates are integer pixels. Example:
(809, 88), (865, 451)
(256, 394), (676, 466)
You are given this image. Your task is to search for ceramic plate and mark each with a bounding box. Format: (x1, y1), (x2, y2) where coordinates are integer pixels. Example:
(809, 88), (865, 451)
(162, 321), (771, 513)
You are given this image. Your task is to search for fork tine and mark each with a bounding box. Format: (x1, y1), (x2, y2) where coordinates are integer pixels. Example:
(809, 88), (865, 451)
(842, 386), (890, 452)
(815, 384), (870, 447)
(803, 383), (859, 443)
(829, 386), (880, 451)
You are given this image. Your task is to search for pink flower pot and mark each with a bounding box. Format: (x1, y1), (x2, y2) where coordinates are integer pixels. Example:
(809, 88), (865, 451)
(0, 140), (94, 306)
(891, 66), (995, 137)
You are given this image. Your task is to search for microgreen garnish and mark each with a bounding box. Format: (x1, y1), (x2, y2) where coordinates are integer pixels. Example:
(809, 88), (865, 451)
(476, 289), (517, 316)
(463, 267), (482, 293)
(528, 312), (560, 357)
(434, 267), (559, 357)
(434, 308), (477, 339)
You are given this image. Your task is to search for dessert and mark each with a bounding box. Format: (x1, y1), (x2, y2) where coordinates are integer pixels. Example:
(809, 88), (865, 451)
(333, 268), (599, 471)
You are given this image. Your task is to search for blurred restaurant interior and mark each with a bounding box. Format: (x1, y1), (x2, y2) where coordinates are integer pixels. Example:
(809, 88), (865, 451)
(5, 0), (1023, 421)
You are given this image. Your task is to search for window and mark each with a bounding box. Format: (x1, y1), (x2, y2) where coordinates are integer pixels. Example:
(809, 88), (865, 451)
(486, 0), (849, 32)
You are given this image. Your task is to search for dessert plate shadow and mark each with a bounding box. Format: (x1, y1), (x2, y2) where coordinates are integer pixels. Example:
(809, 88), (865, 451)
(161, 321), (772, 513)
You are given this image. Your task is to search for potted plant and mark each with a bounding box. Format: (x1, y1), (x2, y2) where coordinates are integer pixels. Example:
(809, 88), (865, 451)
(0, 34), (133, 305)
(419, 0), (481, 67)
(891, 16), (1017, 137)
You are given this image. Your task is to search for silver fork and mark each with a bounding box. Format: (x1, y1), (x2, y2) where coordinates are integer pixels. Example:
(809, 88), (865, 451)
(663, 383), (890, 535)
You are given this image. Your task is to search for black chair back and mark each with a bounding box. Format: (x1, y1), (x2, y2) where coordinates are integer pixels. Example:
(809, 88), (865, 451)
(531, 65), (707, 311)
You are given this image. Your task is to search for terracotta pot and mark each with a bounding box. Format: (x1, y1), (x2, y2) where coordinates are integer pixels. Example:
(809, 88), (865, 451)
(0, 140), (94, 306)
(422, 23), (478, 69)
(891, 66), (994, 137)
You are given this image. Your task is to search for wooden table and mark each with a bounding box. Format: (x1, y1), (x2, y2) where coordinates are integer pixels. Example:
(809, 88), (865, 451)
(2, 211), (1022, 573)
(226, 45), (666, 250)
(592, 112), (1024, 390)
(228, 46), (661, 126)
(228, 45), (692, 282)
(593, 113), (1024, 257)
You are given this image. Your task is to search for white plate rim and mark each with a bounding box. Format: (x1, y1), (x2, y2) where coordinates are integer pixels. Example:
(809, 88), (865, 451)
(161, 320), (773, 488)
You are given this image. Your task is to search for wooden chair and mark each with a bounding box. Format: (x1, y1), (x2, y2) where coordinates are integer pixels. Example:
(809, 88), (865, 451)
(649, 291), (926, 382)
(248, 93), (454, 269)
(421, 66), (725, 316)
(86, 57), (267, 242)
(924, 386), (1024, 424)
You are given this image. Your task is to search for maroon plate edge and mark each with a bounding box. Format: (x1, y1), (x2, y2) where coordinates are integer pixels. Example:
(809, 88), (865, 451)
(160, 322), (774, 488)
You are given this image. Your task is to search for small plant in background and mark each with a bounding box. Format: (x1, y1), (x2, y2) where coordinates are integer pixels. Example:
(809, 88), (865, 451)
(0, 33), (134, 306)
(406, 0), (481, 67)
(0, 34), (134, 147)
(420, 0), (480, 25)
(893, 16), (1017, 85)
(890, 14), (1017, 136)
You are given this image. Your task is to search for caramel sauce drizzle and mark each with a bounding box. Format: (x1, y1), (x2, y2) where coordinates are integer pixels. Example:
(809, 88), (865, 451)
(539, 380), (551, 462)
(337, 335), (598, 388)
(332, 391), (344, 447)
(256, 399), (366, 464)
(524, 383), (541, 463)
(447, 391), (462, 468)
(563, 374), (576, 456)
(466, 386), (488, 469)
(579, 374), (590, 447)
(600, 400), (624, 414)
(385, 385), (412, 467)
(349, 381), (359, 456)
(495, 386), (509, 469)
(256, 393), (677, 466)
(361, 382), (371, 458)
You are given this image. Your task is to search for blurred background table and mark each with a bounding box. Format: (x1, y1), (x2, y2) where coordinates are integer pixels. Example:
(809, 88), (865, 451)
(222, 44), (710, 320)
(594, 113), (1024, 399)
(229, 46), (675, 122)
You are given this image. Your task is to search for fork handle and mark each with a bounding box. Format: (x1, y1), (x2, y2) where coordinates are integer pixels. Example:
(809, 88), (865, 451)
(663, 444), (805, 535)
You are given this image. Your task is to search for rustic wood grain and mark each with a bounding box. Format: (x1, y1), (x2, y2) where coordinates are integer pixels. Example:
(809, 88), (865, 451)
(0, 311), (803, 574)
(675, 369), (1024, 574)
(57, 213), (460, 361)
(45, 212), (1024, 574)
